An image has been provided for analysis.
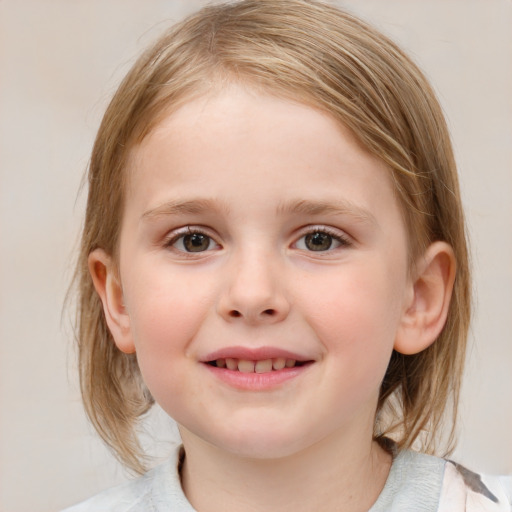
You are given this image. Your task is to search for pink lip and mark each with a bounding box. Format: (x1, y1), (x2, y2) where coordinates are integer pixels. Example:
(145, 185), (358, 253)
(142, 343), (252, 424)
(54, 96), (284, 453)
(201, 346), (311, 362)
(204, 363), (313, 391)
(200, 345), (315, 391)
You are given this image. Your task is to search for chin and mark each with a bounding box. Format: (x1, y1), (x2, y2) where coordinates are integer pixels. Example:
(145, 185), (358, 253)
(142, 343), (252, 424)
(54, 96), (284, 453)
(199, 420), (315, 461)
(221, 439), (306, 461)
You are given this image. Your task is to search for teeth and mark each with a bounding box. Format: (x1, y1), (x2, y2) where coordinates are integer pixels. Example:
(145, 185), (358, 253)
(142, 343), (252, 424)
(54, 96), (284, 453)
(255, 359), (273, 373)
(213, 357), (300, 372)
(225, 358), (238, 371)
(272, 357), (286, 370)
(238, 359), (255, 373)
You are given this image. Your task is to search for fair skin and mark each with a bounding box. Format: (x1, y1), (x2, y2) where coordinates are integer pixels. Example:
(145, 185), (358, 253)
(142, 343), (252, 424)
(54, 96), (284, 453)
(90, 85), (455, 512)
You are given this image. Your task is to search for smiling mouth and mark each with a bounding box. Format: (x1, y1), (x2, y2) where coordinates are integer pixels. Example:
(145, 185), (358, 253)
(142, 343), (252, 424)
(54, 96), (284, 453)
(207, 358), (311, 373)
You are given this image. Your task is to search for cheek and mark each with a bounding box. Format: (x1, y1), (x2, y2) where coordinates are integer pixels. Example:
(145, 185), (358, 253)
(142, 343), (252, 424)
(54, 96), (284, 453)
(123, 281), (206, 411)
(302, 269), (403, 416)
(121, 267), (211, 377)
(299, 261), (405, 363)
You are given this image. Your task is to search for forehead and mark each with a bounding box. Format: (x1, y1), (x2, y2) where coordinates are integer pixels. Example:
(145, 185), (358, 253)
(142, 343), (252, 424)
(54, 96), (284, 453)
(129, 85), (384, 173)
(124, 85), (402, 231)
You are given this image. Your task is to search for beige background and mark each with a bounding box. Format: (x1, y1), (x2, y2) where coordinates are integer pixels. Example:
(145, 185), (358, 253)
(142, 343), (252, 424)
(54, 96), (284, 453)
(1, 1), (511, 511)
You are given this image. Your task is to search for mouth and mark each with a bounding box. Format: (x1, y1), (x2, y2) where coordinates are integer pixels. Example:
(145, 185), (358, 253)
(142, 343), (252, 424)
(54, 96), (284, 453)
(200, 347), (315, 388)
(206, 357), (310, 373)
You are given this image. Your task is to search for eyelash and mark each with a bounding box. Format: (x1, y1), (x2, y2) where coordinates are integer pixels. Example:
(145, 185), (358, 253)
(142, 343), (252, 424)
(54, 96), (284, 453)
(294, 226), (352, 253)
(163, 226), (352, 255)
(164, 227), (220, 255)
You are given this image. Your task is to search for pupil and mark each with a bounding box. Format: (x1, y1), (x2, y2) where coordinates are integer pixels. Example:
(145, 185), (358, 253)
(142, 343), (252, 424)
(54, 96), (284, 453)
(184, 233), (209, 252)
(306, 232), (332, 251)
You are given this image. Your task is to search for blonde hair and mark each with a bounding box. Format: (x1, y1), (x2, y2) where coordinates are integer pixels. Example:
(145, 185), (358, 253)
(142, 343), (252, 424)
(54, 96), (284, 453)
(75, 0), (470, 473)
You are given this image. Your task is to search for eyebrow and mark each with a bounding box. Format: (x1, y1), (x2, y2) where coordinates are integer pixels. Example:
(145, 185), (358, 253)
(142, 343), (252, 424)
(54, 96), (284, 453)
(141, 197), (376, 226)
(276, 199), (377, 226)
(141, 198), (230, 221)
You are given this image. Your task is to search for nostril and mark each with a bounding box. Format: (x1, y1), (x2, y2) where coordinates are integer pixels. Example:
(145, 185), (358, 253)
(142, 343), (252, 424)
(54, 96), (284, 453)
(226, 308), (279, 319)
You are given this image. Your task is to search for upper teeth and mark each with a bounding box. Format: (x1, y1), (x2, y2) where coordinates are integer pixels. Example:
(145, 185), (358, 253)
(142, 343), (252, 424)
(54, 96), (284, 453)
(214, 358), (297, 373)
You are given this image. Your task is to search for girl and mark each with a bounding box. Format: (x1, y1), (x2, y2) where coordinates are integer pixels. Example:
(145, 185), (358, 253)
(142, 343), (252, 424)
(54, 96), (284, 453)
(64, 0), (511, 510)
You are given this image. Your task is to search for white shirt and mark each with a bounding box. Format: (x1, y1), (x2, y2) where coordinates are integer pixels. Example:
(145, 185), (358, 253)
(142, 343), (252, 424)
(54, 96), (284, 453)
(62, 445), (512, 511)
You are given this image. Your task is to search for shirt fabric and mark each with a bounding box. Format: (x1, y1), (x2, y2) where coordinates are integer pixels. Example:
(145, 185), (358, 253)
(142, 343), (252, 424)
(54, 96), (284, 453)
(62, 445), (512, 511)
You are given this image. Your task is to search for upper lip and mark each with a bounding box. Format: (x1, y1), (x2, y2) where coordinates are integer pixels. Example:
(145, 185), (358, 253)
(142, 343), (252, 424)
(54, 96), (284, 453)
(201, 346), (313, 363)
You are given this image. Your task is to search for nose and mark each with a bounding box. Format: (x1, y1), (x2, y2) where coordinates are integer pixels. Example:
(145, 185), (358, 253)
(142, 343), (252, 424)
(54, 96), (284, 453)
(217, 250), (290, 325)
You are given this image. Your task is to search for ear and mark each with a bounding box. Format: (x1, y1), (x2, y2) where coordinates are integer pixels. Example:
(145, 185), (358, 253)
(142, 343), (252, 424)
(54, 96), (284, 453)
(88, 249), (136, 354)
(394, 241), (456, 355)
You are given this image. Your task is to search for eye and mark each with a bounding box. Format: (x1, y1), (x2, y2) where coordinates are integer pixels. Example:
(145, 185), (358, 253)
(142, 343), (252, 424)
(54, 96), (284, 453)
(295, 229), (350, 252)
(167, 230), (220, 253)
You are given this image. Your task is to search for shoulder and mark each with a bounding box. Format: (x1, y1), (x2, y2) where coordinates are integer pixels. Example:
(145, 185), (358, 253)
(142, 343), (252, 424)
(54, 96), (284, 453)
(371, 449), (447, 511)
(439, 460), (512, 512)
(61, 446), (195, 512)
(61, 469), (155, 512)
(371, 446), (512, 512)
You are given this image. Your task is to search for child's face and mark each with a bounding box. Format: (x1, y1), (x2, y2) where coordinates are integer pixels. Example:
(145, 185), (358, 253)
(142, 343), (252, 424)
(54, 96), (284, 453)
(113, 85), (413, 458)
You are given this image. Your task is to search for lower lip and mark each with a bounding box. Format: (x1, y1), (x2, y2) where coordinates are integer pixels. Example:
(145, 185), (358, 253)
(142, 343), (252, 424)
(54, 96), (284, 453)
(203, 363), (312, 391)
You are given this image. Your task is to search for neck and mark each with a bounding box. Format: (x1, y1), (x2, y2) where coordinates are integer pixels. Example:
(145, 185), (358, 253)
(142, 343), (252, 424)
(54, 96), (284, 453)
(179, 430), (392, 512)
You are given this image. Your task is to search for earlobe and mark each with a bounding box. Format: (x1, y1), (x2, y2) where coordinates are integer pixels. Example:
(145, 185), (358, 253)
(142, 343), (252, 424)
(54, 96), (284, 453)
(88, 249), (136, 354)
(394, 241), (456, 355)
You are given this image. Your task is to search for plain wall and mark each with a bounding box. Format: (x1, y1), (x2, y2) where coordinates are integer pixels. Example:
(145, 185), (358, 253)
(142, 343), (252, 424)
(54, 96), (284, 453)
(1, 1), (511, 511)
